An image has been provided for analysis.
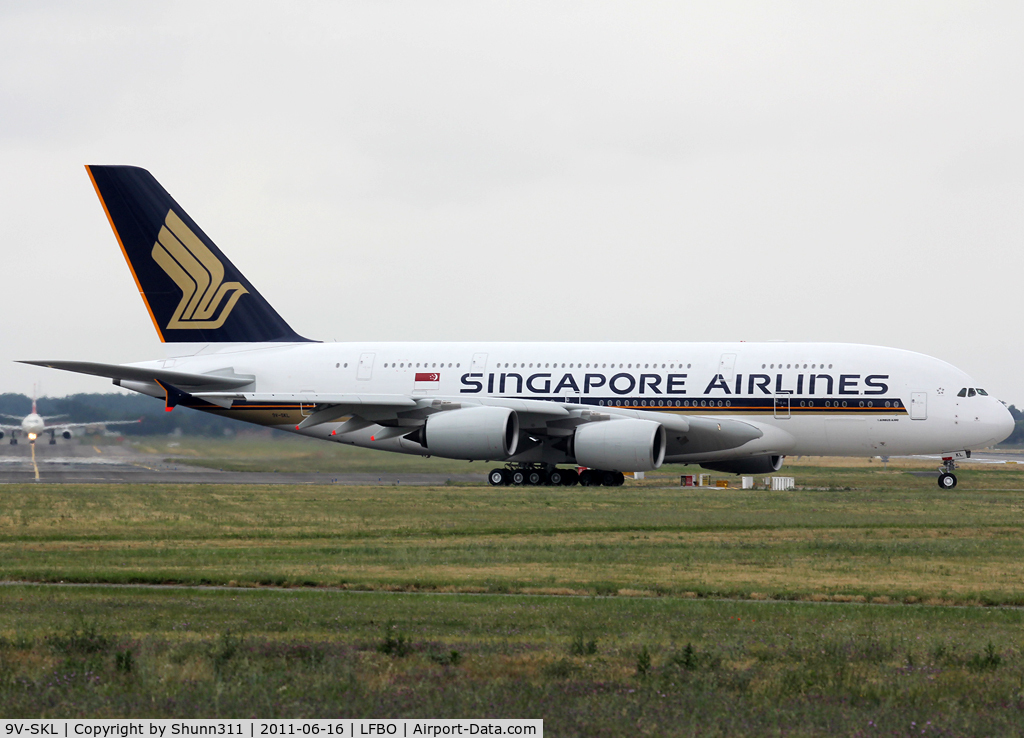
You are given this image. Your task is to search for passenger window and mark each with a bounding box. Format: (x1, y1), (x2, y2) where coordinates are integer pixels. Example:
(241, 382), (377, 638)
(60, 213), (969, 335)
(968, 388), (976, 397)
(957, 388), (967, 397)
(977, 388), (988, 396)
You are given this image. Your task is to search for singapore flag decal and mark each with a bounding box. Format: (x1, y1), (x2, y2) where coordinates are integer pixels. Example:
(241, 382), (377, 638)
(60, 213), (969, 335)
(414, 372), (441, 391)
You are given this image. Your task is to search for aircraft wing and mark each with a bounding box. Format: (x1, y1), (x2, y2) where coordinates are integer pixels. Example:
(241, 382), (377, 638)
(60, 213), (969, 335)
(200, 391), (761, 453)
(46, 419), (143, 432)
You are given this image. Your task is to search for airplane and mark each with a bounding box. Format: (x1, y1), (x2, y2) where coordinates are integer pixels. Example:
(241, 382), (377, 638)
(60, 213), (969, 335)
(22, 165), (1015, 489)
(0, 386), (140, 445)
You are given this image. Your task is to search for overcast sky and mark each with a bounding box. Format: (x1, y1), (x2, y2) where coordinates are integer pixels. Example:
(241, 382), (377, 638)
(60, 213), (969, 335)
(2, 2), (1022, 405)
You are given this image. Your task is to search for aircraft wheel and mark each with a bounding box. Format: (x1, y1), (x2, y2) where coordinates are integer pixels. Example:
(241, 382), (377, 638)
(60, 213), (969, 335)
(511, 470), (526, 486)
(527, 470), (544, 486)
(938, 472), (957, 489)
(602, 471), (620, 487)
(579, 469), (600, 486)
(547, 469), (564, 486)
(488, 468), (507, 486)
(562, 469), (579, 486)
(10, 439), (16, 445)
(49, 439), (56, 445)
(612, 471), (625, 487)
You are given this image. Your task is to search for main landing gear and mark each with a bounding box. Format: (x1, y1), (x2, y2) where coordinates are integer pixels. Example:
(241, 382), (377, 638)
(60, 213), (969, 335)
(937, 458), (958, 489)
(487, 465), (626, 487)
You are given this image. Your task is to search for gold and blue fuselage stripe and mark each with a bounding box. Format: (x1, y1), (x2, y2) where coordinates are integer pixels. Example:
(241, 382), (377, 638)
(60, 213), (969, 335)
(172, 394), (909, 427)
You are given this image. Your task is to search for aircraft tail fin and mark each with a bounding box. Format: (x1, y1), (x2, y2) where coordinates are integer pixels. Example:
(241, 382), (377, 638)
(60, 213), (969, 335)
(86, 165), (311, 344)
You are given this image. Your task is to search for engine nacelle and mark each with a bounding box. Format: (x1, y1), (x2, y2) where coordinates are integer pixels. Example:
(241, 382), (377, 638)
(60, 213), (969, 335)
(62, 430), (73, 440)
(0, 430), (4, 439)
(700, 455), (783, 475)
(573, 419), (666, 472)
(422, 406), (519, 460)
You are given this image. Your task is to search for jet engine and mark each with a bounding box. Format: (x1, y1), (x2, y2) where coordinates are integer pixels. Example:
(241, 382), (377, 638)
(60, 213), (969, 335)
(420, 406), (519, 460)
(573, 418), (666, 472)
(62, 430), (73, 440)
(700, 455), (783, 475)
(0, 430), (4, 440)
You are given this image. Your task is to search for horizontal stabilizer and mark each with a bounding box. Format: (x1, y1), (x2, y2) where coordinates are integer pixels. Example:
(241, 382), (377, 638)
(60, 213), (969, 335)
(20, 360), (255, 392)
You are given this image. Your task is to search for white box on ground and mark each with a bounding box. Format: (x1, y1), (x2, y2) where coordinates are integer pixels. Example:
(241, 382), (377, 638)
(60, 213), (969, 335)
(770, 476), (795, 491)
(741, 476), (754, 489)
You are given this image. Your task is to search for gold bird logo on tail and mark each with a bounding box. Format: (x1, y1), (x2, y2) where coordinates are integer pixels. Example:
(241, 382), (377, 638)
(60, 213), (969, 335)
(151, 210), (248, 329)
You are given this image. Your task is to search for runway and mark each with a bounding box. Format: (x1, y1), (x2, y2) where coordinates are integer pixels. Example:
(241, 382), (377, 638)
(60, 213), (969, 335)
(1, 440), (1017, 485)
(0, 442), (485, 485)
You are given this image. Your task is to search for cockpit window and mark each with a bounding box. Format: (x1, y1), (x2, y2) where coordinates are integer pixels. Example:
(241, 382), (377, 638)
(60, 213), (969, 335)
(968, 388), (977, 397)
(957, 388), (967, 397)
(977, 388), (989, 396)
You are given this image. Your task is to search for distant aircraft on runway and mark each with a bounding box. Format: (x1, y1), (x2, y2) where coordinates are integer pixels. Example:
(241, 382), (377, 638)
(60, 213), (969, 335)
(0, 388), (140, 445)
(21, 165), (1016, 488)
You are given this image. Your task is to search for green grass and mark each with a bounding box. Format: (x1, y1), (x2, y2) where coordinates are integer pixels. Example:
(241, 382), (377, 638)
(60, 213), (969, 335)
(4, 457), (1024, 729)
(1, 465), (1024, 604)
(2, 585), (1024, 734)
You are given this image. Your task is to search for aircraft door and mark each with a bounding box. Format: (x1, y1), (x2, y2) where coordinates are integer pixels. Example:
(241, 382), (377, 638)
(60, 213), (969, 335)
(472, 353), (488, 372)
(718, 353), (737, 381)
(774, 392), (791, 419)
(910, 392), (927, 420)
(357, 352), (375, 381)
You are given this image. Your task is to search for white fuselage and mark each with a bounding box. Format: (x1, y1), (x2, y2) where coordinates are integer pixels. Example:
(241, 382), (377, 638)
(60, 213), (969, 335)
(21, 413), (45, 438)
(143, 341), (1014, 463)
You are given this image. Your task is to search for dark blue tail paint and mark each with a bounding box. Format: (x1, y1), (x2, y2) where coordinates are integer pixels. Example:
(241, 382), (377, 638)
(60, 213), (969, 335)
(87, 165), (311, 343)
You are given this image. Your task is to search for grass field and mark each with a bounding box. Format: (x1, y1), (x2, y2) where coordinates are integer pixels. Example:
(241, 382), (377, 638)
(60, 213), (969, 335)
(3, 442), (1024, 731)
(2, 464), (1024, 605)
(2, 585), (1024, 733)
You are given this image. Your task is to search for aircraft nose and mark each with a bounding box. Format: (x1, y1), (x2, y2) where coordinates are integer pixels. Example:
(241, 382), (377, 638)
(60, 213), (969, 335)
(994, 403), (1016, 443)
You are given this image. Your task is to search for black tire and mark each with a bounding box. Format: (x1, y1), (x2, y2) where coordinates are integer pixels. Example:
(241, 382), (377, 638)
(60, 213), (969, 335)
(938, 472), (957, 489)
(563, 469), (579, 486)
(579, 469), (600, 486)
(511, 470), (526, 486)
(49, 439), (56, 445)
(527, 470), (544, 486)
(612, 471), (625, 486)
(488, 468), (506, 486)
(10, 439), (16, 445)
(548, 469), (564, 486)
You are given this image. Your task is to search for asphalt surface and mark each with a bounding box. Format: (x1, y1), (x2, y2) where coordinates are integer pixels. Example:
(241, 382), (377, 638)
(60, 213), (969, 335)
(0, 442), (486, 485)
(0, 441), (1018, 485)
